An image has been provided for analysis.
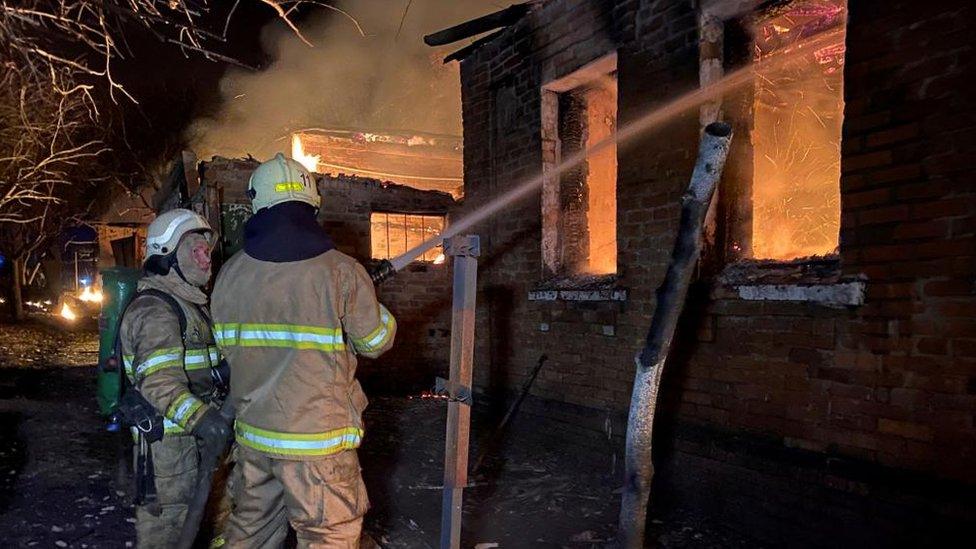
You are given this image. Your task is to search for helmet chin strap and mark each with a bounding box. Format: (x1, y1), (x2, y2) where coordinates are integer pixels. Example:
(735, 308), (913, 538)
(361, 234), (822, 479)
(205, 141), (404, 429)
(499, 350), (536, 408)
(172, 260), (191, 286)
(161, 251), (193, 286)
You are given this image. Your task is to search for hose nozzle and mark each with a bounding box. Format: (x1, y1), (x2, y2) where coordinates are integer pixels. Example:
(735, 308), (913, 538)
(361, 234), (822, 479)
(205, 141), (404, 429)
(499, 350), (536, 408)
(369, 259), (396, 286)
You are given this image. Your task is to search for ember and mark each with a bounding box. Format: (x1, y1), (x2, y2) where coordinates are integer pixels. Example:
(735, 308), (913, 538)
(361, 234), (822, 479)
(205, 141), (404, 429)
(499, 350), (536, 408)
(751, 0), (846, 259)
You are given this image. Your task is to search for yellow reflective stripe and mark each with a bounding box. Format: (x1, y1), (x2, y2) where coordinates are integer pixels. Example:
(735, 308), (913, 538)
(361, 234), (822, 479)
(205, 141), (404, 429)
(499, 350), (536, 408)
(351, 304), (396, 353)
(122, 354), (135, 377)
(135, 347), (183, 379)
(234, 421), (362, 457)
(164, 418), (187, 434)
(184, 347), (220, 371)
(209, 535), (226, 548)
(274, 182), (305, 192)
(166, 392), (204, 429)
(129, 419), (187, 439)
(215, 323), (345, 352)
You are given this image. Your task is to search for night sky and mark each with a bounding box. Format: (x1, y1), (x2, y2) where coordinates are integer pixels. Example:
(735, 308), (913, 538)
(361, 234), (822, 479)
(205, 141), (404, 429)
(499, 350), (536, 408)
(105, 1), (278, 175)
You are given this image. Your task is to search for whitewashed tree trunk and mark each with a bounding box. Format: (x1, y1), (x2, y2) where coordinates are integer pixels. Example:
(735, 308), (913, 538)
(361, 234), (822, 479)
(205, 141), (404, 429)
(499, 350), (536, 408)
(618, 122), (733, 548)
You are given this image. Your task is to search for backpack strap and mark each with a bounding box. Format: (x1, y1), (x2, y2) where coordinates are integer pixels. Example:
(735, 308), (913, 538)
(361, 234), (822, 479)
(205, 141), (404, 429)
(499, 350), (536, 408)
(135, 289), (188, 342)
(115, 289), (189, 399)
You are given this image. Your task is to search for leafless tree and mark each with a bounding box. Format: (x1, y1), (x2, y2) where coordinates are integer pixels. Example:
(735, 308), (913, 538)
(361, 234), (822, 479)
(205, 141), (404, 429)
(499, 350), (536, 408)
(0, 0), (352, 319)
(0, 62), (109, 319)
(1, 1), (352, 99)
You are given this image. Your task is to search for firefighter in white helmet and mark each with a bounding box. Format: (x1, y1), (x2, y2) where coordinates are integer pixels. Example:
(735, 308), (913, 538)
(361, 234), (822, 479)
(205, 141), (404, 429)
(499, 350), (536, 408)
(118, 208), (231, 548)
(212, 154), (395, 547)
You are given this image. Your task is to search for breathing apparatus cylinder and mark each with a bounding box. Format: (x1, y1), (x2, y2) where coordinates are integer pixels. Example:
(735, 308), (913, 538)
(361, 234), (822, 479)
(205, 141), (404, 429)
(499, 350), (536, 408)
(96, 266), (141, 419)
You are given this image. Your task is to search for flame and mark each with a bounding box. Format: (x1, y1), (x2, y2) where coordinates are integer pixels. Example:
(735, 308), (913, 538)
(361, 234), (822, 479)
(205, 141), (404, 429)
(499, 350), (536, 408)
(291, 134), (320, 173)
(433, 253), (446, 265)
(750, 0), (845, 260)
(79, 286), (103, 303)
(60, 303), (77, 321)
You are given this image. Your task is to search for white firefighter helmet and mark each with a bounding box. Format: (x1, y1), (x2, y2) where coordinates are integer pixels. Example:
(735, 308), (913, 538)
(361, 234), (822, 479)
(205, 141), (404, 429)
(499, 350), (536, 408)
(247, 153), (320, 213)
(144, 208), (212, 262)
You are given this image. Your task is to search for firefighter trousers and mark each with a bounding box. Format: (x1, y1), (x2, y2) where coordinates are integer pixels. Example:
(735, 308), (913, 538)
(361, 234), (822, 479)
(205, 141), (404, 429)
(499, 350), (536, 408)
(134, 435), (232, 549)
(225, 447), (369, 548)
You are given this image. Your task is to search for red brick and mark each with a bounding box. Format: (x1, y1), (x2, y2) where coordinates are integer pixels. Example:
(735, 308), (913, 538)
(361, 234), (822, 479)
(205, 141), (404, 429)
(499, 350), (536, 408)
(878, 418), (933, 441)
(858, 205), (911, 225)
(953, 339), (976, 357)
(915, 337), (948, 355)
(845, 151), (894, 172)
(866, 124), (920, 148)
(892, 219), (949, 240)
(923, 278), (975, 297)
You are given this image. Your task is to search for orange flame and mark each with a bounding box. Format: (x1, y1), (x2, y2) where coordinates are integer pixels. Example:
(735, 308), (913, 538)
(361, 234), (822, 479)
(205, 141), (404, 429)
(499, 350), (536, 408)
(291, 134), (320, 173)
(79, 286), (103, 303)
(60, 303), (77, 321)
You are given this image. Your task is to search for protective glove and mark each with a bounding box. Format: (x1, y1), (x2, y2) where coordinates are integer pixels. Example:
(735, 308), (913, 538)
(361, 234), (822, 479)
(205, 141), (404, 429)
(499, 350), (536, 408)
(191, 406), (232, 456)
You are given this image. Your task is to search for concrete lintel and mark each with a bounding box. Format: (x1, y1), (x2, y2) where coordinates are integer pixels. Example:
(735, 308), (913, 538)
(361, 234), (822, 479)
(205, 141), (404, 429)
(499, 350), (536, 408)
(732, 281), (866, 308)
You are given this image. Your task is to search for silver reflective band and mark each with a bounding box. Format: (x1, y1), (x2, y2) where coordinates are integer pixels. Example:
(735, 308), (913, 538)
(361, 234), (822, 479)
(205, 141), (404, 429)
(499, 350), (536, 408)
(364, 310), (393, 348)
(237, 329), (342, 345)
(184, 349), (219, 366)
(136, 352), (182, 376)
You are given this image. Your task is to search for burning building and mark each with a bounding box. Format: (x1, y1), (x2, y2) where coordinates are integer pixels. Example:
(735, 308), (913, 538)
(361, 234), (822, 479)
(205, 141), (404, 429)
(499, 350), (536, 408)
(424, 0), (974, 544)
(290, 129), (464, 197)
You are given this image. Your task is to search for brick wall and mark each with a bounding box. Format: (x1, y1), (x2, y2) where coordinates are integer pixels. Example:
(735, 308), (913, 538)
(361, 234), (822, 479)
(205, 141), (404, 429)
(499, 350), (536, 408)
(458, 0), (696, 424)
(456, 0), (974, 542)
(200, 157), (456, 390)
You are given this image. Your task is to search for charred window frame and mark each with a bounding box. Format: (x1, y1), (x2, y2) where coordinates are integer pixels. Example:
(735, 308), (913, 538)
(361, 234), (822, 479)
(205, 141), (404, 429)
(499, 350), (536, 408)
(369, 212), (446, 263)
(707, 0), (863, 306)
(540, 53), (618, 280)
(717, 0), (847, 265)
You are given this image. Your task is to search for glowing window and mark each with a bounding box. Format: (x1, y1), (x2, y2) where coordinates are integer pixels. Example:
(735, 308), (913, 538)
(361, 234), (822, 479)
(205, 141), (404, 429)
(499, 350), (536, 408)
(370, 212), (445, 263)
(541, 54), (618, 276)
(750, 0), (846, 260)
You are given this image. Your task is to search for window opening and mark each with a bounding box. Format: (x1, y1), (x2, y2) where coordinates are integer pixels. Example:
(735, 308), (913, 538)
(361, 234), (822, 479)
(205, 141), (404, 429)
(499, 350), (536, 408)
(370, 212), (445, 263)
(541, 53), (618, 277)
(750, 0), (846, 260)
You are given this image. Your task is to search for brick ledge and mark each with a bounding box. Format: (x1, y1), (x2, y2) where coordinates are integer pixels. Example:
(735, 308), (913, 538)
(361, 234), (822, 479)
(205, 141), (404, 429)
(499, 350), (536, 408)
(528, 288), (628, 301)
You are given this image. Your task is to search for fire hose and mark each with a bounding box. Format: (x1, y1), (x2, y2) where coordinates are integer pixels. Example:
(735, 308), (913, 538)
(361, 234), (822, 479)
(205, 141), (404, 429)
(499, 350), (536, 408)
(176, 258), (401, 549)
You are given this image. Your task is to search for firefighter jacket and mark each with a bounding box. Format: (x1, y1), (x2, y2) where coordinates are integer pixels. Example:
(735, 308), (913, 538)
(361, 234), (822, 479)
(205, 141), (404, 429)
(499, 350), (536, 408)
(119, 271), (220, 436)
(210, 249), (396, 460)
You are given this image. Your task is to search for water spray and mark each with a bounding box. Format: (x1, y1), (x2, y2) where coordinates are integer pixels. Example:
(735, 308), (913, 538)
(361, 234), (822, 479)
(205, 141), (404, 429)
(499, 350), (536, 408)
(368, 29), (840, 285)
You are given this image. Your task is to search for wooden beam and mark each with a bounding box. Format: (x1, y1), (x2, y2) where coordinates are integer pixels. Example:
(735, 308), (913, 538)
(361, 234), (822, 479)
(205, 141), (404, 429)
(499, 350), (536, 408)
(440, 235), (480, 549)
(424, 3), (531, 46)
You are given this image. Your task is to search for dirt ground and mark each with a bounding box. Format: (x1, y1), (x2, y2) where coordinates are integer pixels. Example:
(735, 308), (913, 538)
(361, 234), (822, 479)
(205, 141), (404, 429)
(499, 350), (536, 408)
(0, 320), (760, 548)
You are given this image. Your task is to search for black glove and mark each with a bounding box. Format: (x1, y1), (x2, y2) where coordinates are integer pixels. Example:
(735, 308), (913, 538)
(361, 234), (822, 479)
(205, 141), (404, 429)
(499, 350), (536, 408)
(211, 359), (231, 396)
(191, 406), (232, 456)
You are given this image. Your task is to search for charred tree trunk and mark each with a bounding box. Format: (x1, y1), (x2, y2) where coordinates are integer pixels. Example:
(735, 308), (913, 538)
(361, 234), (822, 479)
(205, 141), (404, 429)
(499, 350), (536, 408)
(618, 122), (733, 548)
(12, 255), (25, 321)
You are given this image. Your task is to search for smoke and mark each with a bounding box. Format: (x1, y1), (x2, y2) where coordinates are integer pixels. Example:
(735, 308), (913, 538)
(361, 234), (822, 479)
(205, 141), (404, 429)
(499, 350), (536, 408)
(186, 0), (499, 161)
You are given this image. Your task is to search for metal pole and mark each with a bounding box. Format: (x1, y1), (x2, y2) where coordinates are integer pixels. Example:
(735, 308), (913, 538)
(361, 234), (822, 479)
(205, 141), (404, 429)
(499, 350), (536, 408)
(440, 235), (480, 549)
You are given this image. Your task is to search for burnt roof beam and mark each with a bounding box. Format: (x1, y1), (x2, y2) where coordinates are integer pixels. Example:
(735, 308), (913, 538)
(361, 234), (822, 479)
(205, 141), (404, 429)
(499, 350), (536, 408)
(423, 3), (532, 46)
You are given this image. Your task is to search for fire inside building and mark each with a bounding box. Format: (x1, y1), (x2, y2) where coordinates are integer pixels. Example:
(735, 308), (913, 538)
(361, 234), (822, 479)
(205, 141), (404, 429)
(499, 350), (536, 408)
(0, 0), (972, 547)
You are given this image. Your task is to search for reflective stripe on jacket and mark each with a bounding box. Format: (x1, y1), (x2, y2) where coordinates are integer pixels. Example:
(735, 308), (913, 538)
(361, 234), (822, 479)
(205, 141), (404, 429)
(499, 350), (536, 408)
(211, 249), (396, 459)
(119, 276), (220, 435)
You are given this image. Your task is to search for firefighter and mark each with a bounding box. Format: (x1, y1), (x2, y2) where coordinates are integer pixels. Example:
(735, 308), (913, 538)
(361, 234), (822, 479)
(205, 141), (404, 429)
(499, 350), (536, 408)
(119, 208), (232, 548)
(211, 153), (396, 547)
